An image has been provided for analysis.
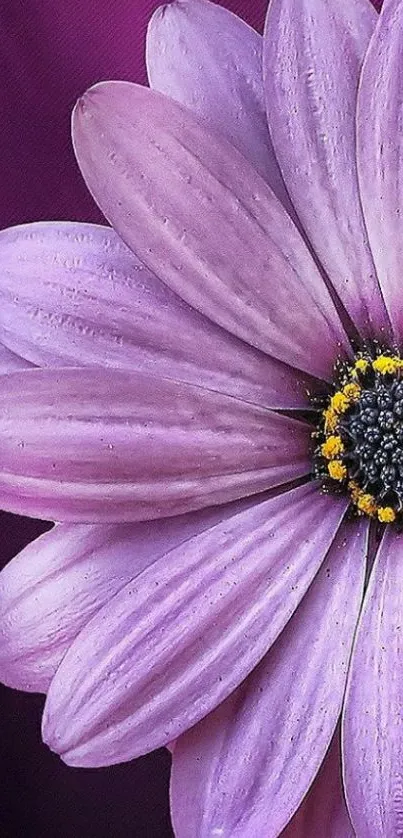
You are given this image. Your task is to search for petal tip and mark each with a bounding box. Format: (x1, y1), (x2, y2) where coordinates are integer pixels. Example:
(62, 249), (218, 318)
(150, 0), (195, 25)
(73, 95), (89, 121)
(73, 81), (122, 118)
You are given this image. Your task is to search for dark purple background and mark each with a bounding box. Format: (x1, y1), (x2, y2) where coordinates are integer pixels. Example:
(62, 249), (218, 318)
(0, 0), (382, 835)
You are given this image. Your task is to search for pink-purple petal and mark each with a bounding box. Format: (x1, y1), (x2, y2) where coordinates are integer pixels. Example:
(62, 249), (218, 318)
(0, 340), (33, 373)
(0, 221), (311, 409)
(42, 483), (348, 767)
(0, 523), (152, 693)
(342, 525), (403, 836)
(170, 516), (367, 837)
(283, 728), (354, 838)
(0, 367), (311, 523)
(0, 495), (266, 693)
(72, 81), (351, 380)
(146, 0), (294, 216)
(357, 0), (403, 343)
(264, 0), (390, 340)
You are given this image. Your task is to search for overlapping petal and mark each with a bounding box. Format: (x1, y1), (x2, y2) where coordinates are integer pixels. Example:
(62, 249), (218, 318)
(343, 526), (403, 836)
(0, 494), (266, 693)
(146, 0), (294, 216)
(0, 367), (311, 522)
(357, 0), (403, 343)
(42, 483), (348, 767)
(283, 728), (354, 838)
(0, 340), (32, 373)
(72, 81), (351, 380)
(0, 523), (150, 692)
(170, 517), (367, 837)
(0, 221), (314, 410)
(264, 0), (390, 339)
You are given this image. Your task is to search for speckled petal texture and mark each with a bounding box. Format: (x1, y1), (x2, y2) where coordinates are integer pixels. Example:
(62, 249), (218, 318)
(0, 221), (312, 409)
(284, 729), (354, 838)
(170, 517), (367, 837)
(146, 0), (294, 217)
(0, 367), (311, 522)
(343, 526), (403, 836)
(264, 0), (390, 340)
(72, 81), (351, 380)
(42, 484), (348, 766)
(357, 0), (403, 344)
(0, 496), (262, 692)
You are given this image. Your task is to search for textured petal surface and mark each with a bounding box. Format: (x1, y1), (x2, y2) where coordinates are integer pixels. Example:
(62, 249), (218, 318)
(0, 221), (312, 409)
(146, 0), (293, 215)
(0, 494), (264, 693)
(0, 524), (154, 693)
(42, 484), (348, 766)
(0, 367), (311, 522)
(343, 526), (403, 836)
(170, 516), (366, 837)
(283, 728), (354, 838)
(264, 0), (390, 339)
(0, 341), (33, 373)
(357, 0), (403, 343)
(72, 81), (351, 380)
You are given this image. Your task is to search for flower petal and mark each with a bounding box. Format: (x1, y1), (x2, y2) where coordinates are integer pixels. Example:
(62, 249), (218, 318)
(42, 483), (348, 766)
(0, 524), (150, 693)
(357, 0), (403, 343)
(0, 340), (33, 373)
(263, 0), (390, 339)
(342, 525), (403, 836)
(284, 728), (354, 838)
(170, 516), (367, 837)
(0, 367), (311, 523)
(72, 81), (351, 380)
(146, 0), (294, 216)
(0, 221), (311, 409)
(0, 495), (263, 693)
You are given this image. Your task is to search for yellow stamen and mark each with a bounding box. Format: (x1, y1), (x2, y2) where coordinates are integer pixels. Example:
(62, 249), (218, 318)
(330, 391), (350, 415)
(377, 506), (396, 523)
(356, 492), (377, 517)
(372, 355), (403, 375)
(328, 460), (347, 481)
(348, 480), (361, 503)
(324, 408), (338, 433)
(343, 382), (361, 402)
(318, 354), (402, 523)
(354, 358), (369, 374)
(321, 435), (344, 459)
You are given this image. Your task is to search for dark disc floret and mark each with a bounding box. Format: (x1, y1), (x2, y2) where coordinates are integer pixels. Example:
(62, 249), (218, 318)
(312, 350), (403, 524)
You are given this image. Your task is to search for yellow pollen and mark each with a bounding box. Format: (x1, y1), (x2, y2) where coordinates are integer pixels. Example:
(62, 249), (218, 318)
(348, 480), (360, 503)
(356, 492), (377, 517)
(343, 382), (361, 402)
(328, 460), (347, 481)
(377, 506), (396, 523)
(330, 391), (350, 415)
(348, 482), (396, 522)
(324, 407), (338, 433)
(353, 358), (369, 375)
(321, 435), (344, 459)
(372, 355), (403, 375)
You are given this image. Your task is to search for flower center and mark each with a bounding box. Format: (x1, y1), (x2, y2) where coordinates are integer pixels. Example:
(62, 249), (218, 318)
(313, 351), (403, 524)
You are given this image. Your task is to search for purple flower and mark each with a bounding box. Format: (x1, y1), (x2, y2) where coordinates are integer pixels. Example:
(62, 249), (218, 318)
(0, 0), (399, 834)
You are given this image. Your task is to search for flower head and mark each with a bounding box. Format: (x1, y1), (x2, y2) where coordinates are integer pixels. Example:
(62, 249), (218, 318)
(0, 0), (399, 835)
